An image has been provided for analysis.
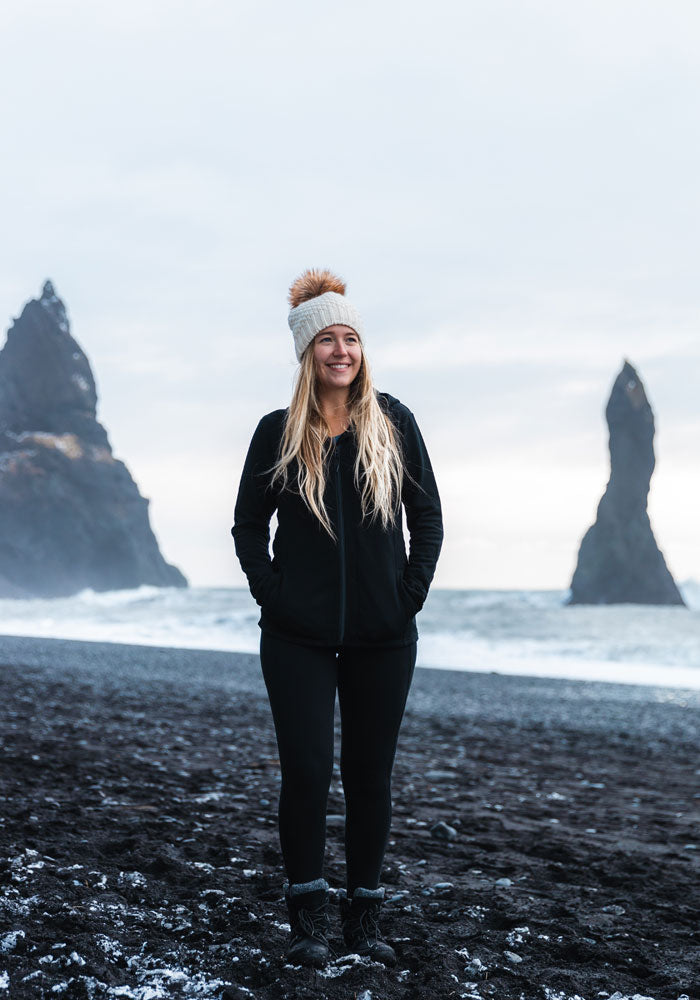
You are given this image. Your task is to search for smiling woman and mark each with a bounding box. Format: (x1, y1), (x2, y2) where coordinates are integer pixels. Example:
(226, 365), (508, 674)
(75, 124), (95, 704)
(313, 325), (362, 415)
(231, 267), (443, 969)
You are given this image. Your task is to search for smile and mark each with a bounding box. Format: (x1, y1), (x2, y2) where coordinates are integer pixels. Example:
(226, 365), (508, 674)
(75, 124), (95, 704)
(328, 364), (351, 369)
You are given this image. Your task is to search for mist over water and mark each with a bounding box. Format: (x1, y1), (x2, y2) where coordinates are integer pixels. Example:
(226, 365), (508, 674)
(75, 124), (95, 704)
(1, 583), (698, 690)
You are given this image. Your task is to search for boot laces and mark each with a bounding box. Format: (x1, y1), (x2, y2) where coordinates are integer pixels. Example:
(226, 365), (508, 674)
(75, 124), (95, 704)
(294, 902), (329, 945)
(360, 904), (382, 941)
(348, 900), (385, 945)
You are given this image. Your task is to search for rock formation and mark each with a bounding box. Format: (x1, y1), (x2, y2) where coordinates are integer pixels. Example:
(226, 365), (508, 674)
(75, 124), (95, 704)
(0, 280), (187, 597)
(568, 360), (684, 605)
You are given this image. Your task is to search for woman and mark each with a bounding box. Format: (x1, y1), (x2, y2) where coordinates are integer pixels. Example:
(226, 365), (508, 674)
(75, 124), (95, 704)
(231, 268), (443, 968)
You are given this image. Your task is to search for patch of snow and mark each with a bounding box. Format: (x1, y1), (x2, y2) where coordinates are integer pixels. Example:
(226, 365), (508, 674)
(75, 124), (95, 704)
(118, 871), (147, 888)
(462, 954), (488, 975)
(606, 994), (659, 1000)
(316, 953), (377, 977)
(0, 931), (24, 954)
(50, 979), (73, 994)
(94, 935), (124, 959)
(506, 926), (530, 946)
(10, 848), (40, 869)
(21, 970), (43, 983)
(543, 990), (588, 1000)
(0, 892), (41, 917)
(543, 990), (660, 1000)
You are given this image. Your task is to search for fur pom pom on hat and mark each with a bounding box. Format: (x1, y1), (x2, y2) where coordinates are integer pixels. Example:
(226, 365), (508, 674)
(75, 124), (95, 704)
(287, 268), (364, 362)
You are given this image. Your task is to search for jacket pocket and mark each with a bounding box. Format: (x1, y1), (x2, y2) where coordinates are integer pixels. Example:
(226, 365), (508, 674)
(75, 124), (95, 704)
(353, 558), (412, 643)
(263, 562), (337, 642)
(397, 578), (415, 618)
(257, 568), (283, 611)
(398, 572), (425, 618)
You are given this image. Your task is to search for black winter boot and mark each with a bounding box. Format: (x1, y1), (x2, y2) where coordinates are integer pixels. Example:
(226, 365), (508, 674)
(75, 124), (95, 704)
(283, 878), (331, 968)
(339, 886), (397, 966)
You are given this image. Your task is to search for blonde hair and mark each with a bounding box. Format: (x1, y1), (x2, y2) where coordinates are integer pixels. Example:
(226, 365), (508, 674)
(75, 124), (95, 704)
(269, 343), (405, 540)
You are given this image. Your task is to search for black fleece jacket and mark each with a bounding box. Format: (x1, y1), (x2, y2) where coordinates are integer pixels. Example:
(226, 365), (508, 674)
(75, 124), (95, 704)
(231, 392), (443, 648)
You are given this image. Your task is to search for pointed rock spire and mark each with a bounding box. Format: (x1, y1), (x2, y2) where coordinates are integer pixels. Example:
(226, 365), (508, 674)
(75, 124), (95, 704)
(569, 360), (684, 606)
(0, 280), (187, 597)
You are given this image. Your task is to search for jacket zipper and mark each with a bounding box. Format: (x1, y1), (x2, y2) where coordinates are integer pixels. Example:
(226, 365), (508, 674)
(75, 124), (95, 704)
(334, 453), (346, 644)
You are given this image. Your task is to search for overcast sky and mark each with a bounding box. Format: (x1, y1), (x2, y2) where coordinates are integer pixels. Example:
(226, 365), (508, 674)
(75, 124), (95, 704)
(1, 1), (698, 589)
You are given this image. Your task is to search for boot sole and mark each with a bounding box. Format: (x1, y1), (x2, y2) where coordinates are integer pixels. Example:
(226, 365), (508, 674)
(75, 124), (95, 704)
(285, 947), (330, 968)
(285, 955), (329, 968)
(340, 946), (397, 967)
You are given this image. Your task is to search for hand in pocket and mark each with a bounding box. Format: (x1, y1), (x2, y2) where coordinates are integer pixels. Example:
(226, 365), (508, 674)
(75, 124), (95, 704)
(399, 574), (423, 618)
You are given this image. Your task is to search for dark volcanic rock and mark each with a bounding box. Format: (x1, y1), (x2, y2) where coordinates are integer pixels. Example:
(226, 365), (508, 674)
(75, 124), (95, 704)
(569, 359), (684, 605)
(0, 279), (187, 597)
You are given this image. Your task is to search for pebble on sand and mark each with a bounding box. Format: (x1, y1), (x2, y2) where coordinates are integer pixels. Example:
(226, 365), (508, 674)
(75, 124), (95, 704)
(430, 820), (458, 840)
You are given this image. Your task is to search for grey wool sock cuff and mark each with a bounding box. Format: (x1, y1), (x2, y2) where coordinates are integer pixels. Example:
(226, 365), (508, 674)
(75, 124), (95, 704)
(352, 886), (385, 899)
(284, 877), (329, 896)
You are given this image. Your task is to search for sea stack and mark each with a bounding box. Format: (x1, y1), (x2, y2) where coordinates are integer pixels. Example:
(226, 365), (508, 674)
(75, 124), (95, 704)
(0, 280), (187, 598)
(568, 360), (684, 606)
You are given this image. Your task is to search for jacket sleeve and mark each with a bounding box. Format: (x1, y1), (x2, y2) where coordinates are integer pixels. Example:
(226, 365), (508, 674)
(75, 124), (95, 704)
(398, 405), (444, 611)
(231, 415), (280, 607)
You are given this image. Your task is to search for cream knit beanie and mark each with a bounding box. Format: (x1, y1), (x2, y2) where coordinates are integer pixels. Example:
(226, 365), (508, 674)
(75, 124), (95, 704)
(287, 269), (364, 362)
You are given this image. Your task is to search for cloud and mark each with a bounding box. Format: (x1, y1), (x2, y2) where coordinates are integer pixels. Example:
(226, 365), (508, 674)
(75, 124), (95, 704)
(1, 0), (699, 586)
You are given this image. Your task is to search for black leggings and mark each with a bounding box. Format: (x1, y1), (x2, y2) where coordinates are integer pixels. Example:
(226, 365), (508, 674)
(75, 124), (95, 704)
(259, 632), (417, 895)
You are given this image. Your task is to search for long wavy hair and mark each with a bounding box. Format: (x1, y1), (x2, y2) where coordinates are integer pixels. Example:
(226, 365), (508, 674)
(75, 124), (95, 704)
(269, 339), (406, 541)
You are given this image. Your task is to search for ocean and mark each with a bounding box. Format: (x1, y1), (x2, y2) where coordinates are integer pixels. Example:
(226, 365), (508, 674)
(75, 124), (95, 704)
(1, 583), (698, 690)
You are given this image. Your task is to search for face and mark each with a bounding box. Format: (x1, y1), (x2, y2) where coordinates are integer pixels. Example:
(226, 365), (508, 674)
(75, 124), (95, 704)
(312, 325), (362, 393)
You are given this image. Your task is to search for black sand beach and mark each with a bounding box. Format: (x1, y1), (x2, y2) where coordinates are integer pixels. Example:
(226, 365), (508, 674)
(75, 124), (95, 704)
(1, 633), (698, 1000)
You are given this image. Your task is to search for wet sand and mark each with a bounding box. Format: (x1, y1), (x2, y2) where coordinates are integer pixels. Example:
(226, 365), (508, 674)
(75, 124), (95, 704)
(0, 633), (698, 1000)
